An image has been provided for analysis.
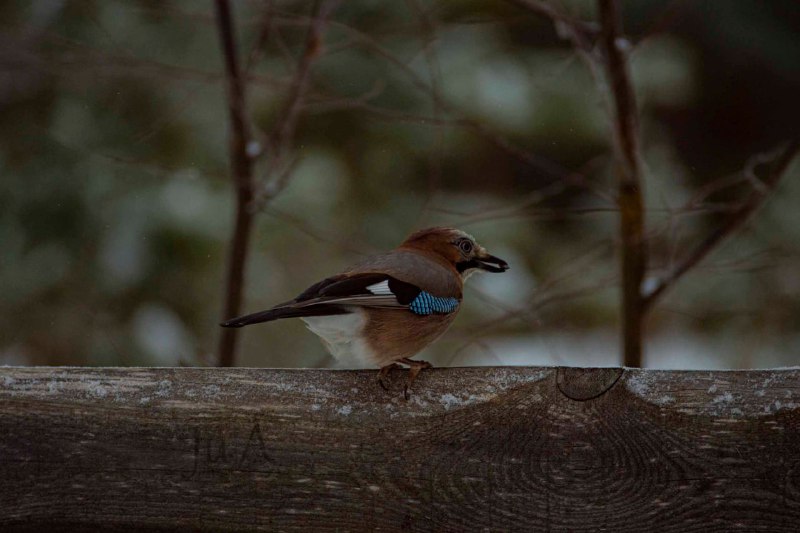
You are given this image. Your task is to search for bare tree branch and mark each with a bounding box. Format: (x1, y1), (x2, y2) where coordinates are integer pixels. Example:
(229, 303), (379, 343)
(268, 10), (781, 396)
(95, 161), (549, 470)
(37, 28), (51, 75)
(9, 31), (291, 89)
(244, 0), (275, 74)
(507, 0), (599, 54)
(254, 0), (339, 208)
(300, 79), (386, 114)
(597, 0), (647, 367)
(304, 90), (614, 205)
(214, 0), (255, 368)
(643, 141), (799, 308)
(508, 0), (647, 368)
(405, 0), (446, 220)
(214, 1), (338, 366)
(508, 0), (793, 369)
(262, 206), (375, 256)
(446, 239), (615, 366)
(320, 16), (604, 199)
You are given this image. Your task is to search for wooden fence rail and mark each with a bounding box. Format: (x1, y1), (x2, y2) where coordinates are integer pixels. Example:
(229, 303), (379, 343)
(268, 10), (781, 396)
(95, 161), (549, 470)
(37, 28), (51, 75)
(1, 366), (799, 531)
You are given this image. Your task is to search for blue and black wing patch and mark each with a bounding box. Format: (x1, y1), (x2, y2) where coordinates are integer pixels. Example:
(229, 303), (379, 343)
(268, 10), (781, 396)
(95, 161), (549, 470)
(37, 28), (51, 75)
(407, 291), (459, 315)
(363, 277), (458, 316)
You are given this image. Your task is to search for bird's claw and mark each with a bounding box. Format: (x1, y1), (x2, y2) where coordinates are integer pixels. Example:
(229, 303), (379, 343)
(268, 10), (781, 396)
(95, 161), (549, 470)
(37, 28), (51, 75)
(399, 358), (432, 400)
(378, 363), (401, 391)
(378, 360), (433, 399)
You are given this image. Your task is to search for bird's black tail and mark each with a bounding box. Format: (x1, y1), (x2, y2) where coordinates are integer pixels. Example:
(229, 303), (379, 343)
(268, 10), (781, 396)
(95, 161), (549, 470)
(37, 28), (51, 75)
(220, 304), (348, 328)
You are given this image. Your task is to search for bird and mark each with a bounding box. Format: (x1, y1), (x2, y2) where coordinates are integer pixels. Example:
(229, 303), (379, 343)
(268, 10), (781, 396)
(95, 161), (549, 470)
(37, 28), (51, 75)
(221, 227), (509, 397)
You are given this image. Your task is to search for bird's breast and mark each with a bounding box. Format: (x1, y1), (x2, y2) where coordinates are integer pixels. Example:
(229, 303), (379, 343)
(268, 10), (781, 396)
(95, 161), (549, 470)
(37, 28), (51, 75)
(362, 308), (459, 367)
(301, 306), (459, 368)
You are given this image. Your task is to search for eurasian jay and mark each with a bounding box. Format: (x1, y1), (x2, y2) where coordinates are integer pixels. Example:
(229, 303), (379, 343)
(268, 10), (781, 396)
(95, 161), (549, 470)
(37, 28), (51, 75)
(221, 227), (509, 396)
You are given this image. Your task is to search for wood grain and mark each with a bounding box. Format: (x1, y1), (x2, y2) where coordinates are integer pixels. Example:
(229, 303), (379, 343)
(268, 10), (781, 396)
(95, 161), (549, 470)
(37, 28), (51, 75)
(1, 366), (799, 531)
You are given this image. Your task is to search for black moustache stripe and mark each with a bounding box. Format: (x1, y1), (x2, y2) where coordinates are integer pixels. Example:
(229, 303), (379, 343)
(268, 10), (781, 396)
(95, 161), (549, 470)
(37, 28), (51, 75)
(456, 259), (480, 273)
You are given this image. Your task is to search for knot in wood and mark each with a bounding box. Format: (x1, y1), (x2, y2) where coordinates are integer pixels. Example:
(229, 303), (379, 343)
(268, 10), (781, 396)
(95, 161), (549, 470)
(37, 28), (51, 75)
(556, 367), (623, 401)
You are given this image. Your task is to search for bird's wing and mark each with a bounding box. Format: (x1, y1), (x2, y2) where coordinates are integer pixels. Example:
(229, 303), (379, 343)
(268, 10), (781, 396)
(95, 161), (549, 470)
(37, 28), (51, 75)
(345, 250), (462, 297)
(221, 265), (462, 328)
(291, 273), (460, 315)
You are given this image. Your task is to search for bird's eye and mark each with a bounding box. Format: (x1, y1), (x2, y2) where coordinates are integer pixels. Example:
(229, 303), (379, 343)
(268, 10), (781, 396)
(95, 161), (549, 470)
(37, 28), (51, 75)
(458, 239), (473, 254)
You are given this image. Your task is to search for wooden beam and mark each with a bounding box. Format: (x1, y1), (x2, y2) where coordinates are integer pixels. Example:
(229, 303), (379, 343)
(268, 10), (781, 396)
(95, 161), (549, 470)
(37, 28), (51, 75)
(2, 366), (799, 531)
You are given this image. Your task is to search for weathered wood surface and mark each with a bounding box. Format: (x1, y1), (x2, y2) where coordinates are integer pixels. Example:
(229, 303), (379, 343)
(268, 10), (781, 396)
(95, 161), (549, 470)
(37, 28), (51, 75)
(1, 366), (799, 532)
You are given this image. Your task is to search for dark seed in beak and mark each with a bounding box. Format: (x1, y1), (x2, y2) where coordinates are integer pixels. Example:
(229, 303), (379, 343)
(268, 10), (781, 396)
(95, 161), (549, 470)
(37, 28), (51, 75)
(477, 254), (509, 273)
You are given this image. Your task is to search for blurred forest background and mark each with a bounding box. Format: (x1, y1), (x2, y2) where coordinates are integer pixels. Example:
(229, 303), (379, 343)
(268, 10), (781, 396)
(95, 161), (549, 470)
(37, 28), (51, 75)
(1, 0), (799, 369)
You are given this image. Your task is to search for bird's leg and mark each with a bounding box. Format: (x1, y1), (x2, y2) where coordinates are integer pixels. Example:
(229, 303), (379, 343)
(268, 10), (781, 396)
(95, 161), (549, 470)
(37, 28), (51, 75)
(398, 358), (433, 400)
(378, 363), (401, 391)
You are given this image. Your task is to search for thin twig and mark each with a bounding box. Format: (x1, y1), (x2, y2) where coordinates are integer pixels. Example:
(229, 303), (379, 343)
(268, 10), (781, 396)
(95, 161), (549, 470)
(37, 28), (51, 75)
(262, 207), (376, 256)
(446, 239), (615, 366)
(405, 0), (446, 223)
(506, 0), (599, 53)
(300, 79), (386, 114)
(244, 0), (275, 74)
(215, 0), (255, 367)
(507, 0), (606, 93)
(269, 0), (328, 154)
(322, 16), (603, 198)
(254, 0), (339, 209)
(643, 141), (799, 308)
(19, 32), (290, 89)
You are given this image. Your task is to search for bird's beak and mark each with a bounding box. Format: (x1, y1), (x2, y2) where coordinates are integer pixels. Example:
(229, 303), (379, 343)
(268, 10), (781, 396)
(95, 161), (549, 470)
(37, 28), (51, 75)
(475, 252), (509, 273)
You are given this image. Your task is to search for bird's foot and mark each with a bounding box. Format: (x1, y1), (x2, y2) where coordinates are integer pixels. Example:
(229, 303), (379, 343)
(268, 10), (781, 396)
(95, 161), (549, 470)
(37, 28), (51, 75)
(378, 363), (402, 391)
(398, 358), (433, 400)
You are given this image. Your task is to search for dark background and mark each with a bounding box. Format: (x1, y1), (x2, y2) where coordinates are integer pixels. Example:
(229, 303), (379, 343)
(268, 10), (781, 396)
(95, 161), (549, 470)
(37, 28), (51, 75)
(1, 0), (799, 369)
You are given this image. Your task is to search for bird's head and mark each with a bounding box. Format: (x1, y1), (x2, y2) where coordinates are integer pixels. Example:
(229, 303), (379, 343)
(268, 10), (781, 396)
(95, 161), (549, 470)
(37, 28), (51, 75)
(400, 227), (509, 279)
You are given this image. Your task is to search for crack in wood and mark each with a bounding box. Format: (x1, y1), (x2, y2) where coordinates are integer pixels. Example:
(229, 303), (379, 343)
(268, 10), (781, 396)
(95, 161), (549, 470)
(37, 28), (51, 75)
(556, 367), (624, 401)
